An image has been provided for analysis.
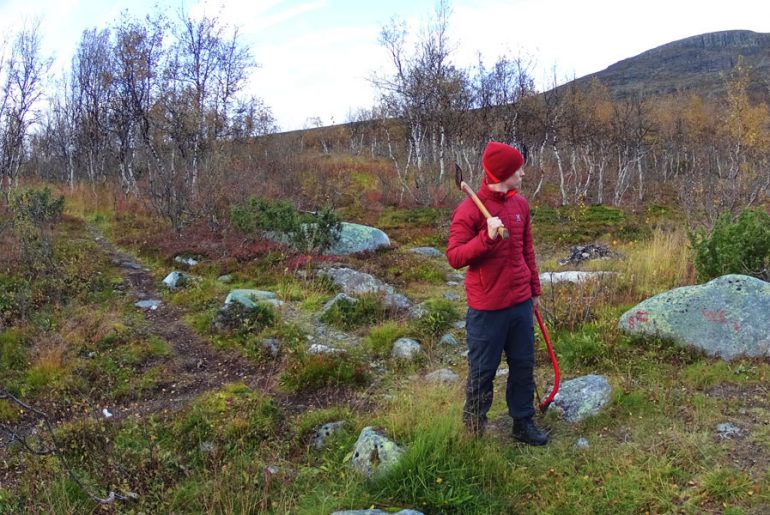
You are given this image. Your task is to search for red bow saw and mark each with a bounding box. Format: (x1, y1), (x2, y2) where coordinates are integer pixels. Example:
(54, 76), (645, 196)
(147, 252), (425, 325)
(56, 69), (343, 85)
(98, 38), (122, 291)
(535, 307), (560, 412)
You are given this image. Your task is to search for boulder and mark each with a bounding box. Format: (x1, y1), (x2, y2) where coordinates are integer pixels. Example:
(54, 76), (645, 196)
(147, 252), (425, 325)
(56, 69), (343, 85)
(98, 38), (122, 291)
(324, 222), (391, 255)
(551, 374), (612, 423)
(392, 338), (422, 360)
(322, 293), (359, 314)
(350, 426), (403, 478)
(619, 274), (770, 360)
(317, 267), (411, 310)
(225, 289), (282, 309)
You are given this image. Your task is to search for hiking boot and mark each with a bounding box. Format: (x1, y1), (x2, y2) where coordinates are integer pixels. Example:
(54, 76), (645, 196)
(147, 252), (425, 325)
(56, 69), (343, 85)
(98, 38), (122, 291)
(512, 418), (549, 446)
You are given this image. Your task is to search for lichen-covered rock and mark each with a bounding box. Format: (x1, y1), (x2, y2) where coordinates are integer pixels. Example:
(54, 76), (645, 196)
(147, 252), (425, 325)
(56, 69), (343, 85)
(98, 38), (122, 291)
(350, 427), (403, 478)
(392, 338), (422, 360)
(322, 293), (359, 314)
(324, 222), (391, 255)
(313, 421), (346, 450)
(317, 267), (411, 310)
(551, 374), (612, 423)
(618, 274), (770, 360)
(225, 289), (281, 309)
(162, 271), (189, 289)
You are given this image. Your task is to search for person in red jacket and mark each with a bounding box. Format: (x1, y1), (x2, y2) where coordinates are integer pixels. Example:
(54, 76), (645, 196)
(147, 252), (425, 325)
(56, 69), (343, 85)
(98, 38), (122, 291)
(446, 141), (548, 446)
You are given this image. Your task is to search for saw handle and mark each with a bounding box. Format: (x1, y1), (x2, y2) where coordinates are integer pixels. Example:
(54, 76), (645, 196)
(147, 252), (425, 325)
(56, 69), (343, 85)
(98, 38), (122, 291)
(460, 181), (509, 240)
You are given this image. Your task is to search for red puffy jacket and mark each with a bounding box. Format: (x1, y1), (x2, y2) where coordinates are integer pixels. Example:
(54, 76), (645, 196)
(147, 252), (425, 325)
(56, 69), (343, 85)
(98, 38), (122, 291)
(446, 180), (542, 310)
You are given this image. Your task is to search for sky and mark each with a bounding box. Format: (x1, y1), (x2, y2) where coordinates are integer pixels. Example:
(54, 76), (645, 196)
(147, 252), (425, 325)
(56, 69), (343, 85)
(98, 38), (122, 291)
(2, 0), (770, 132)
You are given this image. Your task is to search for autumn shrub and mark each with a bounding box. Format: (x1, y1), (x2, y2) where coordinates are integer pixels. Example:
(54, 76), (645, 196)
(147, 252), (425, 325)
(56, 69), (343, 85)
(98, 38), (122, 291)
(279, 352), (370, 394)
(230, 196), (341, 253)
(416, 298), (459, 339)
(319, 293), (387, 330)
(689, 208), (770, 281)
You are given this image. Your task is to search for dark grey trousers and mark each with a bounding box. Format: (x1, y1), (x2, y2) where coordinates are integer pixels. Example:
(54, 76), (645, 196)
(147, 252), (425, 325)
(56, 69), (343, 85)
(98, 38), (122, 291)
(463, 299), (536, 425)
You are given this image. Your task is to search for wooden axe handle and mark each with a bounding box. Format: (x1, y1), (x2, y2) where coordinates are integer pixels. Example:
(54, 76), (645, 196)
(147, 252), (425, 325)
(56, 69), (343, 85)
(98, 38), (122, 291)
(460, 182), (509, 240)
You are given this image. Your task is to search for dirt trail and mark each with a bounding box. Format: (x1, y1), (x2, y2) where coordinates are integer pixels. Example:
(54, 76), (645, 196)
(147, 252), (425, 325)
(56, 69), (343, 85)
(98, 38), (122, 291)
(88, 227), (281, 420)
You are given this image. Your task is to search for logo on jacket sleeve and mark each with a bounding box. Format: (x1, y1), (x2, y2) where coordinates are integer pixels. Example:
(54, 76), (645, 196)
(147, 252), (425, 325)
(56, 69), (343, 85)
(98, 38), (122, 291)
(515, 213), (522, 223)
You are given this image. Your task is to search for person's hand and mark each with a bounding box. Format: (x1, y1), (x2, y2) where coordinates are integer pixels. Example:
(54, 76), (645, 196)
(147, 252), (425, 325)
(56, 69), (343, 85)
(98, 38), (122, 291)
(532, 295), (540, 312)
(486, 217), (503, 240)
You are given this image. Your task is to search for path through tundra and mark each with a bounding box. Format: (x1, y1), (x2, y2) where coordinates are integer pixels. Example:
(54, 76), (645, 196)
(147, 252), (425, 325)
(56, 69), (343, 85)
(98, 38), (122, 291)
(88, 227), (281, 420)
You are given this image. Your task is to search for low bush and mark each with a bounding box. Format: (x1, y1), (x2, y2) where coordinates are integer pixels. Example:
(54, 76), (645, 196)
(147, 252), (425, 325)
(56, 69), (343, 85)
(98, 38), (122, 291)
(689, 208), (770, 281)
(230, 196), (341, 253)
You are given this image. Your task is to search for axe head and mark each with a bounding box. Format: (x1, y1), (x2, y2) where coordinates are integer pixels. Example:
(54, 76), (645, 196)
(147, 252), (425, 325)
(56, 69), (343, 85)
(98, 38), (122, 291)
(454, 163), (463, 190)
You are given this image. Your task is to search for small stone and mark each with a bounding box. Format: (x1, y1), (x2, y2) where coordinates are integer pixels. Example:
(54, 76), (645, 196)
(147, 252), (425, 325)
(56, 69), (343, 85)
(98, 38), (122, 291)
(135, 299), (162, 310)
(575, 437), (590, 450)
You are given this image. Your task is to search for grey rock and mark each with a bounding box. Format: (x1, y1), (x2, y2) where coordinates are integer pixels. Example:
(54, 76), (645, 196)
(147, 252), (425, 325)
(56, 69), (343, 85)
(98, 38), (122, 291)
(261, 338), (280, 357)
(439, 333), (459, 346)
(318, 267), (390, 296)
(385, 292), (412, 310)
(574, 437), (591, 450)
(199, 441), (215, 453)
(392, 338), (422, 360)
(308, 343), (344, 355)
(325, 222), (391, 255)
(447, 272), (465, 282)
(313, 421), (346, 450)
(318, 267), (411, 309)
(453, 320), (466, 330)
(135, 299), (162, 310)
(619, 274), (770, 360)
(495, 368), (509, 377)
(447, 281), (460, 286)
(162, 271), (189, 289)
(322, 292), (359, 313)
(539, 271), (617, 285)
(225, 289), (279, 309)
(116, 259), (146, 271)
(408, 303), (429, 320)
(410, 247), (443, 258)
(350, 427), (403, 478)
(425, 368), (460, 383)
(217, 274), (233, 283)
(444, 292), (460, 301)
(174, 255), (199, 267)
(551, 374), (612, 423)
(716, 422), (742, 439)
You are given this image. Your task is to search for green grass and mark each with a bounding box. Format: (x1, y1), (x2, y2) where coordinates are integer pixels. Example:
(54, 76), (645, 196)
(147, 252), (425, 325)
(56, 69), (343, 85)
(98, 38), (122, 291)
(5, 190), (770, 514)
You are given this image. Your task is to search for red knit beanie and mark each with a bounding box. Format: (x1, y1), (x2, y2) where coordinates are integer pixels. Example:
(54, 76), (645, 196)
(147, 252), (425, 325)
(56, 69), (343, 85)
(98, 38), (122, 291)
(482, 142), (524, 183)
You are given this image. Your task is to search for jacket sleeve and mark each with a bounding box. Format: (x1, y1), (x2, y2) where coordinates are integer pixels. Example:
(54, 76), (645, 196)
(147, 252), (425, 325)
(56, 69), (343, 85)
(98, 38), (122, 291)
(446, 204), (499, 269)
(523, 207), (542, 296)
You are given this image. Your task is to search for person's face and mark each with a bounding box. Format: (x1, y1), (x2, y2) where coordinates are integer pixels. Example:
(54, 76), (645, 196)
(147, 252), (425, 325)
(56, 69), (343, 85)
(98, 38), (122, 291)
(503, 167), (525, 191)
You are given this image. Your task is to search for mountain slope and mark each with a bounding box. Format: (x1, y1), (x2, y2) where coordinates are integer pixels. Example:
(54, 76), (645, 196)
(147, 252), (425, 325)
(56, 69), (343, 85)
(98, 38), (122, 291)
(564, 30), (770, 101)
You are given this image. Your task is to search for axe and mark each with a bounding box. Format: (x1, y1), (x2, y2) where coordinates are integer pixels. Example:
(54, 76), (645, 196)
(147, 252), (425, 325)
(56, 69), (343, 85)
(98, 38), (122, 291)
(455, 163), (509, 240)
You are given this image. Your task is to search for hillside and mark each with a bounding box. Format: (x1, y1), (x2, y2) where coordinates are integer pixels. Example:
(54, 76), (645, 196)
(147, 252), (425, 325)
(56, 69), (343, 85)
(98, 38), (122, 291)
(565, 29), (770, 101)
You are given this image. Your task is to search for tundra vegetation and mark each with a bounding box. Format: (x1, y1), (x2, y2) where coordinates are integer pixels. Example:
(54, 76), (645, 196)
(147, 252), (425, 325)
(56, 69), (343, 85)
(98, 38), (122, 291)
(1, 2), (770, 513)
